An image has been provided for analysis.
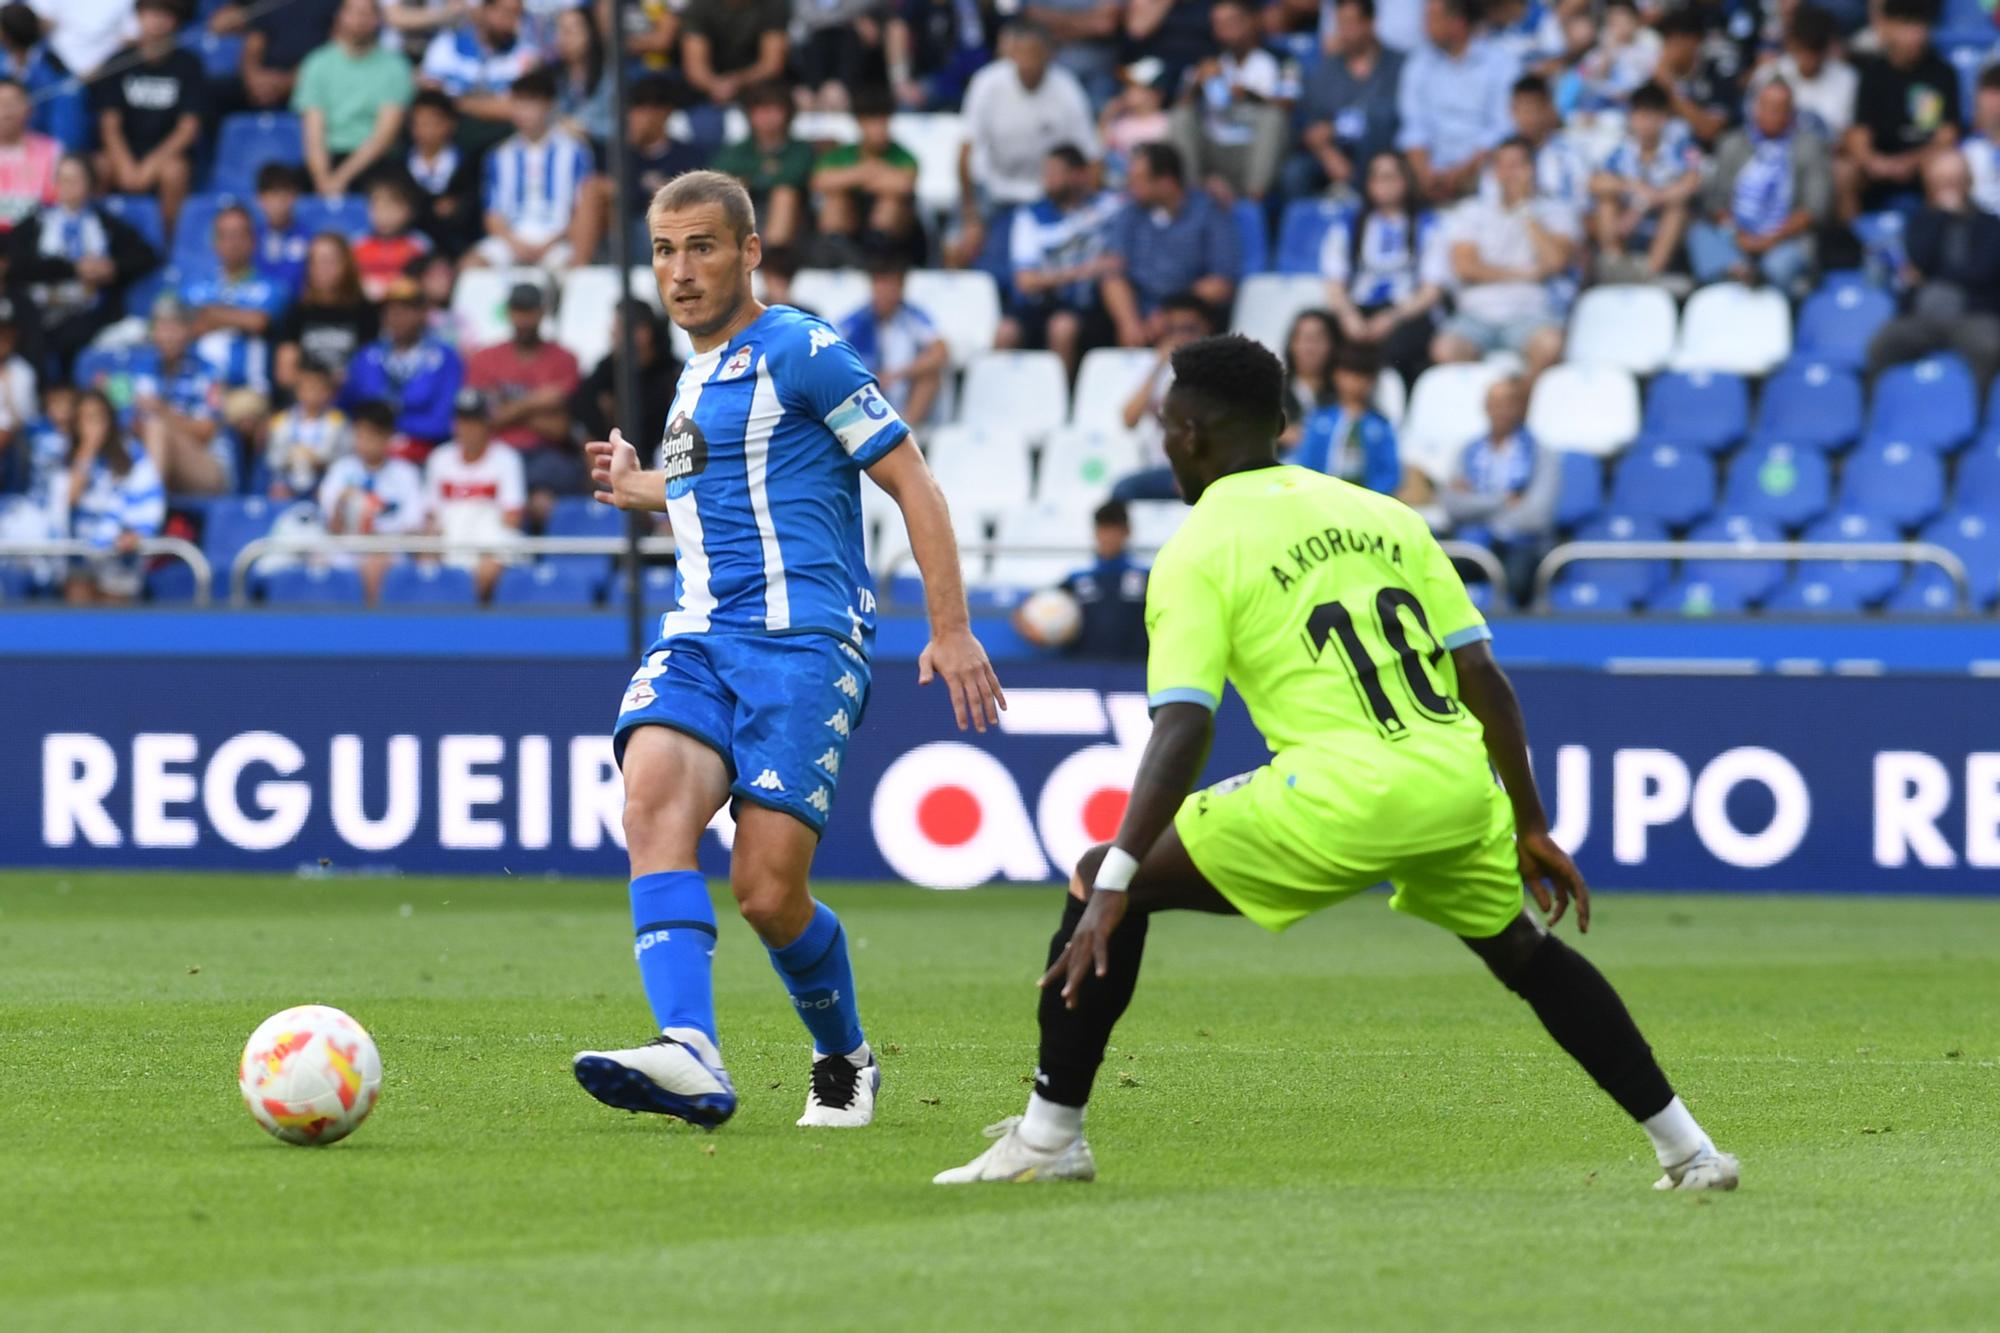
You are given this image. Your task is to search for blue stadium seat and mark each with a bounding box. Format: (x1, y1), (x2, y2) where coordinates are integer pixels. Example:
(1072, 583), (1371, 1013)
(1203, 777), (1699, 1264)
(1793, 276), (1894, 369)
(210, 113), (304, 196)
(172, 192), (237, 277)
(1647, 575), (1752, 616)
(1884, 565), (1963, 615)
(1721, 440), (1831, 530)
(1554, 450), (1602, 531)
(1957, 431), (2000, 510)
(1852, 210), (1907, 274)
(1801, 510), (1902, 605)
(1754, 358), (1863, 453)
(1275, 199), (1347, 275)
(200, 496), (282, 592)
(144, 561), (198, 603)
(74, 343), (138, 392)
(296, 194), (370, 239)
(1945, 41), (1990, 126)
(1556, 514), (1671, 604)
(379, 561), (478, 606)
(639, 564), (677, 611)
(1680, 512), (1789, 605)
(1918, 509), (2000, 607)
(1548, 580), (1638, 614)
(544, 497), (624, 584)
(102, 194), (166, 254)
(1464, 578), (1497, 613)
(1839, 439), (1946, 529)
(185, 30), (243, 80)
(494, 562), (604, 606)
(123, 264), (178, 320)
(1608, 442), (1714, 529)
(1763, 573), (1869, 615)
(261, 564), (365, 605)
(1639, 371), (1748, 453)
(0, 563), (33, 600)
(1864, 353), (1977, 453)
(1231, 200), (1269, 274)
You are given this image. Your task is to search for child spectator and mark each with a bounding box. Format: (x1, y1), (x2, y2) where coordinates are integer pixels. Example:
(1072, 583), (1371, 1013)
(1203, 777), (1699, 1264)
(1748, 4), (1855, 141)
(272, 233), (376, 393)
(839, 251), (949, 427)
(341, 275), (463, 454)
(1098, 59), (1171, 192)
(91, 0), (207, 236)
(471, 67), (598, 271)
(254, 163), (311, 299)
(180, 203), (290, 392)
(1011, 501), (1149, 663)
(1318, 151), (1447, 390)
(0, 77), (57, 233)
(1589, 82), (1702, 282)
(425, 387), (523, 603)
(1499, 74), (1595, 228)
(66, 390), (164, 606)
(809, 83), (921, 266)
(130, 295), (232, 495)
(1569, 0), (1658, 112)
(265, 357), (351, 500)
(1961, 66), (2000, 217)
(1293, 341), (1402, 495)
(318, 397), (426, 605)
(403, 91), (481, 257)
(354, 172), (434, 302)
(465, 281), (581, 521)
(709, 80), (809, 248)
(1653, 7), (1739, 147)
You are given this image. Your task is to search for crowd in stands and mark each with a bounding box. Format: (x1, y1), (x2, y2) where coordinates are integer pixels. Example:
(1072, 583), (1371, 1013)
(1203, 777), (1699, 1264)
(0, 0), (1996, 623)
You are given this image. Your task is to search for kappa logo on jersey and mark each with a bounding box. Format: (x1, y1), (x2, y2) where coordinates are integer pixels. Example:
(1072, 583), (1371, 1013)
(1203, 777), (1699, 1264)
(718, 345), (754, 380)
(834, 671), (861, 700)
(750, 769), (785, 792)
(808, 327), (840, 357)
(825, 708), (850, 738)
(814, 747), (841, 777)
(807, 787), (831, 815)
(661, 413), (708, 500)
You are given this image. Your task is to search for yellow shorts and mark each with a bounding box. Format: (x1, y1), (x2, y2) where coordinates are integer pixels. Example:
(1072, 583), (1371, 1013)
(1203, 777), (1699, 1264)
(1173, 762), (1524, 939)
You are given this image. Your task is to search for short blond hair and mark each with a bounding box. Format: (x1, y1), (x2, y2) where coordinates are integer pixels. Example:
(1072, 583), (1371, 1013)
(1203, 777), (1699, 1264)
(647, 170), (757, 242)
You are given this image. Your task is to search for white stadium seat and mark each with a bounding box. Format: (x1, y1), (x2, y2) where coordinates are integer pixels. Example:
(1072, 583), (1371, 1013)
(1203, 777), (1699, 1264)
(555, 266), (669, 369)
(1400, 361), (1510, 482)
(1373, 367), (1407, 427)
(875, 470), (996, 584)
(989, 502), (1098, 588)
(1070, 347), (1156, 431)
(1672, 282), (1792, 375)
(792, 268), (869, 325)
(1230, 274), (1326, 356)
(1567, 283), (1678, 375)
(924, 422), (1034, 518)
(791, 111), (858, 144)
(906, 269), (1000, 367)
(890, 113), (968, 217)
(1526, 363), (1641, 457)
(1125, 499), (1188, 554)
(1039, 426), (1144, 503)
(958, 351), (1068, 437)
(451, 267), (552, 351)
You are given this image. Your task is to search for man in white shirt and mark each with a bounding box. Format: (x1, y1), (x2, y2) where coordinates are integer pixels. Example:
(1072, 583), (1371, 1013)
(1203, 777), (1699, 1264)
(1748, 4), (1856, 141)
(1431, 135), (1575, 380)
(1167, 0), (1294, 202)
(318, 397), (427, 605)
(424, 387), (524, 602)
(953, 21), (1097, 270)
(28, 0), (135, 78)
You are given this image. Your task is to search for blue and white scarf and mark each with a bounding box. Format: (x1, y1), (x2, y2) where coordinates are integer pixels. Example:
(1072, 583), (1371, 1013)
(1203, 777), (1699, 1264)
(1731, 129), (1795, 237)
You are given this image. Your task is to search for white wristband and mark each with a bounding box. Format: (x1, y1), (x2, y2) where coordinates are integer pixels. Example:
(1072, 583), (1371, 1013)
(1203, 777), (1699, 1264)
(1094, 846), (1140, 893)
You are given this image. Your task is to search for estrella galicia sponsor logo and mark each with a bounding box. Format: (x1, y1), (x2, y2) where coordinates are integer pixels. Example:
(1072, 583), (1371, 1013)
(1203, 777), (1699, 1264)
(662, 413), (708, 500)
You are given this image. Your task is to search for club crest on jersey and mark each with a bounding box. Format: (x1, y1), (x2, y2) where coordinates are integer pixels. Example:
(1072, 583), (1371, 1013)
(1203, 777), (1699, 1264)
(662, 413), (708, 500)
(620, 680), (656, 712)
(718, 345), (754, 380)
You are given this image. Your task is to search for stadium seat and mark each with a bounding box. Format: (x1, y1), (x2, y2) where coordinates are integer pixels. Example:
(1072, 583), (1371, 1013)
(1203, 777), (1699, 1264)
(1918, 509), (2000, 607)
(875, 493), (992, 585)
(200, 496), (283, 592)
(1640, 371), (1748, 454)
(1801, 510), (1902, 605)
(1565, 284), (1677, 375)
(1752, 358), (1863, 453)
(1793, 276), (1894, 369)
(1607, 441), (1714, 529)
(144, 560), (198, 603)
(1680, 513), (1789, 605)
(1126, 499), (1188, 553)
(1722, 440), (1831, 530)
(1400, 361), (1508, 482)
(987, 501), (1095, 588)
(1230, 274), (1325, 357)
(1554, 451), (1602, 531)
(1525, 364), (1640, 457)
(260, 564), (364, 605)
(888, 113), (968, 218)
(1884, 564), (1963, 615)
(1373, 367), (1406, 427)
(924, 423), (1034, 519)
(543, 496), (625, 586)
(958, 352), (1067, 437)
(102, 194), (165, 255)
(1852, 210), (1907, 274)
(1864, 353), (1978, 453)
(379, 562), (478, 606)
(1039, 426), (1142, 503)
(186, 30), (243, 80)
(1230, 200), (1269, 274)
(1553, 513), (1671, 604)
(1070, 347), (1155, 432)
(1839, 439), (1946, 529)
(554, 266), (626, 369)
(1956, 431), (2000, 509)
(1275, 198), (1347, 274)
(124, 264), (178, 319)
(74, 343), (138, 394)
(452, 267), (553, 351)
(791, 269), (870, 324)
(1945, 40), (1990, 123)
(1671, 282), (1792, 375)
(906, 269), (1001, 368)
(1647, 575), (1752, 616)
(494, 562), (604, 606)
(295, 194), (369, 239)
(1763, 573), (1869, 615)
(1548, 579), (1638, 614)
(210, 113), (304, 195)
(171, 191), (233, 276)
(1464, 577), (1496, 612)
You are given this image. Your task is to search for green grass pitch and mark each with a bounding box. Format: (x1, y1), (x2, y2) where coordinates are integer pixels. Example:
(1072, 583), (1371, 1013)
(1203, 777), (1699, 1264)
(2, 873), (1997, 1332)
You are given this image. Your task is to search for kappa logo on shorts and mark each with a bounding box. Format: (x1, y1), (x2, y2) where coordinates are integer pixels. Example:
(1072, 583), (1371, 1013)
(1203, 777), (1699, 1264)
(750, 769), (785, 792)
(825, 708), (850, 738)
(814, 747), (841, 777)
(834, 671), (861, 700)
(807, 787), (831, 814)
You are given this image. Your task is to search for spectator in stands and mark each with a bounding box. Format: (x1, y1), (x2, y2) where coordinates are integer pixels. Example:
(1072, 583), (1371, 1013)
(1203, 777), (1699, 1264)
(840, 251), (949, 427)
(131, 295), (231, 495)
(426, 386), (523, 602)
(232, 0), (340, 114)
(181, 203), (290, 393)
(681, 0), (789, 107)
(1866, 150), (2000, 388)
(1111, 290), (1216, 499)
(621, 0), (685, 82)
(1688, 78), (1828, 293)
(1318, 149), (1445, 389)
(264, 357), (350, 500)
(466, 281), (581, 520)
(795, 0), (888, 113)
(810, 84), (922, 266)
(1440, 374), (1554, 605)
(997, 143), (1121, 377)
(1839, 0), (1960, 221)
(295, 0), (414, 199)
(1292, 339), (1403, 494)
(253, 164), (310, 298)
(1430, 137), (1574, 381)
(1748, 4), (1853, 141)
(1101, 142), (1242, 348)
(1568, 0), (1657, 112)
(65, 390), (164, 606)
(1501, 74), (1592, 227)
(272, 232), (376, 393)
(710, 80), (810, 250)
(761, 242), (803, 307)
(404, 91), (481, 257)
(1028, 0), (1123, 109)
(1283, 0), (1403, 204)
(0, 4), (87, 151)
(1395, 0), (1516, 204)
(1168, 0), (1293, 204)
(92, 0), (205, 237)
(319, 397), (426, 604)
(0, 297), (34, 459)
(1279, 308), (1338, 449)
(341, 275), (463, 454)
(1125, 0), (1218, 97)
(589, 74), (704, 255)
(420, 0), (540, 130)
(955, 22), (1097, 271)
(29, 0), (135, 81)
(1589, 82), (1702, 284)
(7, 155), (157, 380)
(1097, 57), (1171, 189)
(470, 68), (599, 272)
(1967, 68), (2000, 217)
(354, 172), (433, 302)
(0, 380), (71, 589)
(1653, 8), (1737, 147)
(887, 0), (998, 111)
(0, 78), (56, 234)
(1483, 0), (1563, 75)
(573, 298), (676, 459)
(552, 6), (613, 143)
(1013, 500), (1149, 662)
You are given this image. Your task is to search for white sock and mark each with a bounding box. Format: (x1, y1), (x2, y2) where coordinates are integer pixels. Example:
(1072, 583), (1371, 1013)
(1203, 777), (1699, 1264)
(811, 1041), (873, 1069)
(1643, 1096), (1712, 1168)
(1019, 1093), (1084, 1150)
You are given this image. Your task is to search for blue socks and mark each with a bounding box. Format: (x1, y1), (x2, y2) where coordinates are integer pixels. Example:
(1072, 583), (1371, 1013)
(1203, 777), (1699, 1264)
(766, 902), (865, 1057)
(629, 871), (718, 1043)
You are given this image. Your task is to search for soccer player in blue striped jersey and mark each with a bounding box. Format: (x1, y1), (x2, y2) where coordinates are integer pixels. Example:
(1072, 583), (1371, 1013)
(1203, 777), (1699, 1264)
(573, 171), (1006, 1130)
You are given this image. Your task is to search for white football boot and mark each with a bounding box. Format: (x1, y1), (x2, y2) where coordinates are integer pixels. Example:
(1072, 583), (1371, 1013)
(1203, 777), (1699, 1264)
(572, 1028), (738, 1129)
(1654, 1145), (1741, 1191)
(932, 1116), (1098, 1184)
(797, 1049), (881, 1127)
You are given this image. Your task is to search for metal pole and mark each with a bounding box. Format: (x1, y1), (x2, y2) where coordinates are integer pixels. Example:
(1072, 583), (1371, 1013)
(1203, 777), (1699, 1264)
(603, 0), (646, 659)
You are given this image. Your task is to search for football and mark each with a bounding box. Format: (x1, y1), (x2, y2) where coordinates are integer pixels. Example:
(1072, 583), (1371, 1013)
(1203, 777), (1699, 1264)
(1018, 588), (1083, 647)
(238, 1004), (383, 1146)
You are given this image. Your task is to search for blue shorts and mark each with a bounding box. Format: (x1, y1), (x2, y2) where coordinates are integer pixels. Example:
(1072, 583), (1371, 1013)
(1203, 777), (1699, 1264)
(612, 631), (873, 834)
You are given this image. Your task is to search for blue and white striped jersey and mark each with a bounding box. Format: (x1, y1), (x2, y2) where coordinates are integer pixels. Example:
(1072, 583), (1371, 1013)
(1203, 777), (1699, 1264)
(72, 454), (166, 550)
(656, 304), (909, 651)
(484, 128), (594, 235)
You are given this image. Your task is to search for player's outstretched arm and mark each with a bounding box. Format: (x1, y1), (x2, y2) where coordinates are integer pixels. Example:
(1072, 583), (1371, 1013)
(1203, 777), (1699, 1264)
(585, 430), (670, 512)
(866, 439), (1006, 733)
(1452, 640), (1591, 932)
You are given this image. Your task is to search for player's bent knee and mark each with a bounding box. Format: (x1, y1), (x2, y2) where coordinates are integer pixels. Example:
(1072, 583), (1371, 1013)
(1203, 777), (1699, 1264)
(1462, 911), (1547, 989)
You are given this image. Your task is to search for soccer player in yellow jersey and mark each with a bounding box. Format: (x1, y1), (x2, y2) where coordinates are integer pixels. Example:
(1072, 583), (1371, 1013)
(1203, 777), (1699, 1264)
(936, 335), (1739, 1191)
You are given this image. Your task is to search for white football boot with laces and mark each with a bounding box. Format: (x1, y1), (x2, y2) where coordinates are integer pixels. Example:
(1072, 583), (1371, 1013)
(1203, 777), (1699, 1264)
(797, 1049), (881, 1127)
(932, 1116), (1098, 1184)
(1655, 1145), (1741, 1191)
(572, 1028), (737, 1129)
